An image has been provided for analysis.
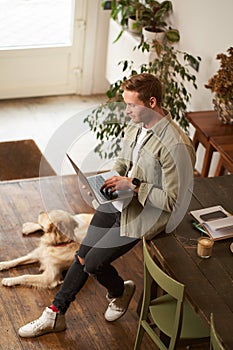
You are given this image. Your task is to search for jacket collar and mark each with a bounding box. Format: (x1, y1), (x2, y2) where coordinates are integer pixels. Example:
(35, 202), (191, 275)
(150, 110), (172, 136)
(128, 110), (172, 138)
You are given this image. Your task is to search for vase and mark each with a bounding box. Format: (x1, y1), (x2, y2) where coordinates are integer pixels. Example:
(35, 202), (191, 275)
(142, 26), (165, 45)
(128, 16), (141, 34)
(213, 97), (233, 124)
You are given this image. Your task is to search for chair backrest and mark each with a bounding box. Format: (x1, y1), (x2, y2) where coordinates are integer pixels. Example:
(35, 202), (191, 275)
(210, 313), (225, 350)
(143, 237), (185, 300)
(142, 237), (185, 348)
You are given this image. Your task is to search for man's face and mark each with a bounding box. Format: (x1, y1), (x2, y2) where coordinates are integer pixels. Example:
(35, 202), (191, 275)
(123, 90), (154, 125)
(123, 90), (148, 124)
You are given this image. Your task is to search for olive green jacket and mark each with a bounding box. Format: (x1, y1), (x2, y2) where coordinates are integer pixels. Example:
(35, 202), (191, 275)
(113, 113), (196, 239)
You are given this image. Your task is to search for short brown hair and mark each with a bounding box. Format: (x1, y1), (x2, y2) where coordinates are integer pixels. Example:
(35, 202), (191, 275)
(121, 73), (163, 107)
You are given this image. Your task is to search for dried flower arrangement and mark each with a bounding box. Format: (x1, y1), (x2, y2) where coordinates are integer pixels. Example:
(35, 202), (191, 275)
(205, 47), (233, 103)
(205, 47), (233, 123)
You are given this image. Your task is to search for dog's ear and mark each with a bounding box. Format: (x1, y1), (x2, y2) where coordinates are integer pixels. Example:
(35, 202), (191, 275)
(55, 222), (65, 234)
(38, 211), (52, 231)
(55, 221), (77, 240)
(47, 222), (57, 233)
(46, 221), (72, 235)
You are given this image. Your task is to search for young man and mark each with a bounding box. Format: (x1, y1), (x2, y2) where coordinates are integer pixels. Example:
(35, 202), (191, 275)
(18, 73), (196, 338)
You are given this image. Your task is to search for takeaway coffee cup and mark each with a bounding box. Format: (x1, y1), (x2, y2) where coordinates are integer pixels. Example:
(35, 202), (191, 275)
(197, 237), (214, 258)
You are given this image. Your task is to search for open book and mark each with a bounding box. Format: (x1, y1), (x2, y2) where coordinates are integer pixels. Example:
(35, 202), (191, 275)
(189, 205), (233, 241)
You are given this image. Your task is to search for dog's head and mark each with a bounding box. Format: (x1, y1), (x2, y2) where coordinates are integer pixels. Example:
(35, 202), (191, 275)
(38, 210), (79, 245)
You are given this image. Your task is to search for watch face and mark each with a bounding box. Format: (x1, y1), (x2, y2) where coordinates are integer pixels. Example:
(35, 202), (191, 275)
(132, 178), (140, 186)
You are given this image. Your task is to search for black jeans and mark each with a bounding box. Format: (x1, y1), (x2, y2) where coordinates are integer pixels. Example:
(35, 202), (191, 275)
(53, 203), (139, 314)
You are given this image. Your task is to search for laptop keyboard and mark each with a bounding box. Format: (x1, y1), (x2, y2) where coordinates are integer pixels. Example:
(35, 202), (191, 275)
(88, 175), (118, 201)
(88, 175), (108, 201)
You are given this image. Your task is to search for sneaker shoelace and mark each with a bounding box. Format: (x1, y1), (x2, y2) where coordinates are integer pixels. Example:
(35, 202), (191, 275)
(109, 298), (124, 312)
(30, 312), (51, 331)
(107, 283), (133, 309)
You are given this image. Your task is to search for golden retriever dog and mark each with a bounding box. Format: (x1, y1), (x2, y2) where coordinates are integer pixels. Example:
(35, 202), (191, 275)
(0, 210), (93, 289)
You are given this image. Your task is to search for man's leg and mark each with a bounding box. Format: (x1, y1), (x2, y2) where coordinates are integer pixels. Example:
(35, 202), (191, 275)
(52, 258), (89, 314)
(82, 212), (139, 321)
(84, 235), (139, 298)
(52, 203), (119, 313)
(18, 204), (122, 337)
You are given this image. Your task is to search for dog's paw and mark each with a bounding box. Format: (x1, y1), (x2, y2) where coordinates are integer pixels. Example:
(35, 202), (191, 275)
(22, 222), (42, 235)
(2, 278), (15, 287)
(47, 280), (63, 289)
(0, 262), (10, 271)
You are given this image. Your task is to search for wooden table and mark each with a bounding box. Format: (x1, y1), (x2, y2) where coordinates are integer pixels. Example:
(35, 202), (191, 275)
(209, 135), (233, 176)
(186, 111), (233, 177)
(150, 174), (233, 349)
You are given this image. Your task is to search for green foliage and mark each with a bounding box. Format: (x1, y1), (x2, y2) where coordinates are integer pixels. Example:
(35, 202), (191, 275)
(102, 0), (140, 41)
(84, 101), (128, 159)
(139, 43), (201, 129)
(84, 44), (201, 159)
(103, 0), (180, 43)
(86, 1), (201, 159)
(141, 0), (173, 31)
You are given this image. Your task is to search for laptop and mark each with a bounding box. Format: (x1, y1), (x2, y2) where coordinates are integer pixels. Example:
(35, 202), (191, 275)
(66, 154), (133, 205)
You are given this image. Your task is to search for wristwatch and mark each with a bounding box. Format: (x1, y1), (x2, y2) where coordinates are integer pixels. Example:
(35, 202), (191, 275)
(131, 177), (141, 190)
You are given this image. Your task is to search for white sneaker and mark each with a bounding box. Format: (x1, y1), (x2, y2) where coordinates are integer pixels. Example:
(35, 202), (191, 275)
(18, 307), (66, 338)
(104, 280), (136, 322)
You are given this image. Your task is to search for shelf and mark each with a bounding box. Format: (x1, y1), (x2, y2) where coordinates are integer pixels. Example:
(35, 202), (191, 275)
(106, 19), (155, 84)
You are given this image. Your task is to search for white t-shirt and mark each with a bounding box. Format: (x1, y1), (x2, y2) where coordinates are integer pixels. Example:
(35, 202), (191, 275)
(113, 127), (149, 212)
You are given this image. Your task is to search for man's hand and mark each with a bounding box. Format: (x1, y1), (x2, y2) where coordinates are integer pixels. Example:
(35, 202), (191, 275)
(101, 176), (133, 194)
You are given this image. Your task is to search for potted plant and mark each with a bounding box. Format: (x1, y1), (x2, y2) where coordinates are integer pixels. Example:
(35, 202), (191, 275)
(84, 43), (201, 159)
(140, 0), (180, 44)
(205, 47), (233, 124)
(102, 0), (144, 41)
(103, 0), (180, 44)
(127, 2), (148, 34)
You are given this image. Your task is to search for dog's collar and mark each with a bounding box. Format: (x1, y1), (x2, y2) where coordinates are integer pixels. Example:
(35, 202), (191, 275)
(53, 240), (74, 247)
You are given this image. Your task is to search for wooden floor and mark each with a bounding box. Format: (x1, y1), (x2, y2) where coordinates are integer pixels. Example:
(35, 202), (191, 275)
(0, 176), (156, 350)
(0, 175), (210, 350)
(0, 242), (157, 350)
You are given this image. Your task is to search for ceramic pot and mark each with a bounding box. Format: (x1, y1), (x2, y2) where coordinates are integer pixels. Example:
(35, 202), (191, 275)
(128, 15), (141, 34)
(142, 26), (165, 44)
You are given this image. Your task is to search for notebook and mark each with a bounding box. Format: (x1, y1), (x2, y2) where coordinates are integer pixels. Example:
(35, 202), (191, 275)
(189, 205), (233, 241)
(66, 154), (133, 206)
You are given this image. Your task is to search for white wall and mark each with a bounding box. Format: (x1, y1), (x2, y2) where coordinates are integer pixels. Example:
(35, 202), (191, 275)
(170, 0), (233, 175)
(171, 0), (233, 111)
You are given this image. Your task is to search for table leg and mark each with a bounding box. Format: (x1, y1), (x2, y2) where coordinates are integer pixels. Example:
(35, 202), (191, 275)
(201, 143), (215, 177)
(192, 131), (199, 151)
(214, 158), (225, 176)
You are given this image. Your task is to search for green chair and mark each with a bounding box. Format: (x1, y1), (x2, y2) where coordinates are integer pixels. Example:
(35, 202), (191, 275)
(210, 313), (225, 350)
(134, 237), (210, 350)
